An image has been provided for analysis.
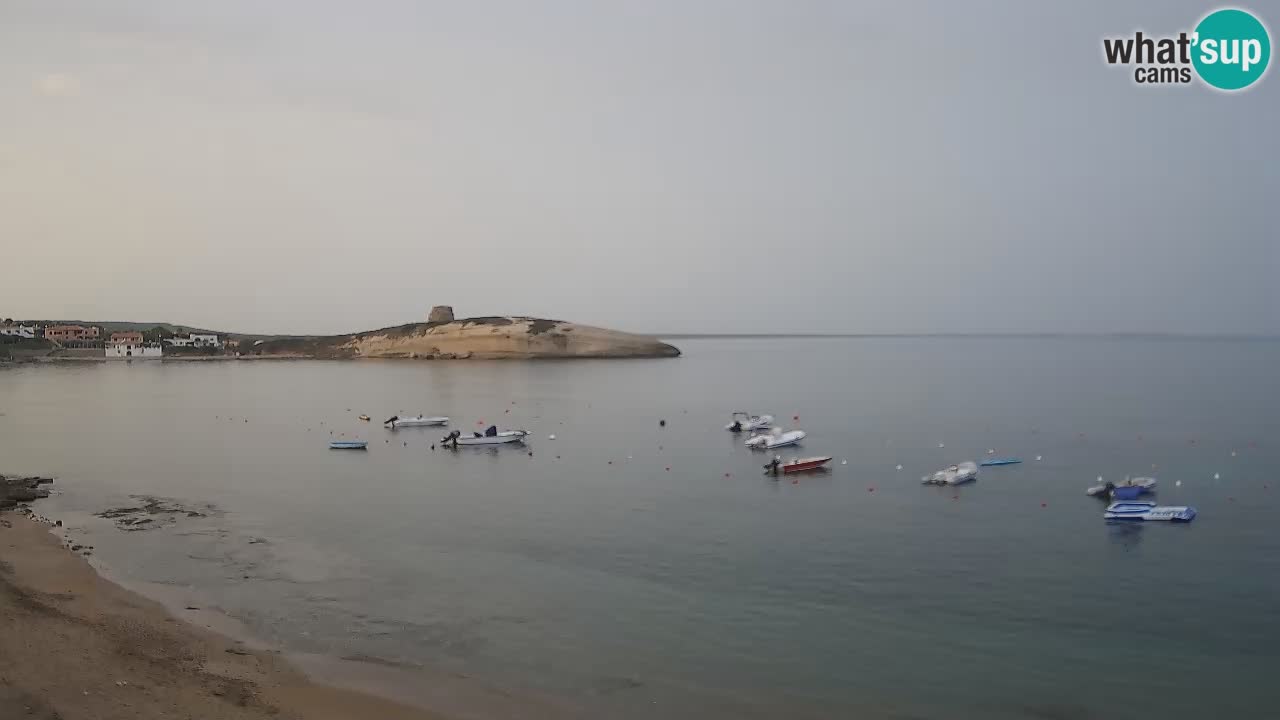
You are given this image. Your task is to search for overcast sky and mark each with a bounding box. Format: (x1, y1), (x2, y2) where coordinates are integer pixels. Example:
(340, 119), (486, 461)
(1, 1), (1275, 335)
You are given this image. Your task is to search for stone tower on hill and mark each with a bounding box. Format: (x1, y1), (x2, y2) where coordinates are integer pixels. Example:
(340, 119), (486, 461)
(428, 305), (454, 324)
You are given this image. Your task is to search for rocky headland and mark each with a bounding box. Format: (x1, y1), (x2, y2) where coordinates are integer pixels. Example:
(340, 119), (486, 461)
(253, 308), (680, 360)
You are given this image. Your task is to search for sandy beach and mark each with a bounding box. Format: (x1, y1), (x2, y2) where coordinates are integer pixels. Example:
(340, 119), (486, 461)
(0, 511), (445, 720)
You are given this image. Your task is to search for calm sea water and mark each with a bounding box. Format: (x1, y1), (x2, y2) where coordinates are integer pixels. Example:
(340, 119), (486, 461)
(2, 337), (1279, 719)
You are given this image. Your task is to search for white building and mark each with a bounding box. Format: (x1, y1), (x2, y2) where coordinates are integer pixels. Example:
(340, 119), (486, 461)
(165, 333), (221, 348)
(106, 342), (164, 360)
(0, 324), (36, 339)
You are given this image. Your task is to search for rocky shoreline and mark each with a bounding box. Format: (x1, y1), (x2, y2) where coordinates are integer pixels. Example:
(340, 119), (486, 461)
(0, 473), (55, 509)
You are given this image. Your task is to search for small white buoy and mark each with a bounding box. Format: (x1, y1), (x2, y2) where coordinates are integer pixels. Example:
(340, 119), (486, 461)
(626, 455), (633, 460)
(548, 434), (556, 440)
(1097, 476), (1104, 483)
(841, 459), (848, 465)
(1035, 455), (1043, 461)
(895, 464), (903, 470)
(1175, 480), (1182, 487)
(1214, 472), (1220, 480)
(938, 443), (945, 448)
(1231, 450), (1237, 457)
(986, 449), (995, 455)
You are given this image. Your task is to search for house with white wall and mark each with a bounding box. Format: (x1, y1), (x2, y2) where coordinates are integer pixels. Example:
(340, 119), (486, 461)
(106, 341), (163, 360)
(0, 323), (36, 339)
(165, 332), (221, 348)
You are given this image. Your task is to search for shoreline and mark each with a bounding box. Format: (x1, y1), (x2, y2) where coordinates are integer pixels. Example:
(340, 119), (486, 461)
(0, 509), (577, 719)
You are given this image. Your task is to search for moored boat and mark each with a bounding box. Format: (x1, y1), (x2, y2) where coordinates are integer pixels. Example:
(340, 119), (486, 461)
(329, 440), (368, 450)
(385, 415), (450, 428)
(745, 429), (806, 450)
(1087, 476), (1157, 498)
(442, 427), (528, 446)
(765, 456), (833, 474)
(1104, 501), (1196, 522)
(980, 457), (1022, 466)
(726, 412), (775, 433)
(922, 461), (979, 485)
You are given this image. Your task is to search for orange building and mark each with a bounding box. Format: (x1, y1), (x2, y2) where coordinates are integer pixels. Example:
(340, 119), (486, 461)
(44, 325), (101, 342)
(109, 331), (144, 345)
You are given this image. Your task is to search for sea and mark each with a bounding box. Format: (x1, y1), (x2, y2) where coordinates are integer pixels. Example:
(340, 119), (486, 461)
(2, 336), (1278, 719)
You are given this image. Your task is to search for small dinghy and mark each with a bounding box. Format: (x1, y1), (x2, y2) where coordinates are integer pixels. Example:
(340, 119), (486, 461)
(1087, 477), (1157, 498)
(329, 440), (368, 450)
(726, 412), (774, 433)
(765, 456), (832, 475)
(745, 429), (806, 450)
(442, 426), (528, 447)
(384, 415), (450, 428)
(922, 461), (979, 485)
(980, 457), (1021, 467)
(1104, 501), (1196, 522)
(358, 414), (371, 422)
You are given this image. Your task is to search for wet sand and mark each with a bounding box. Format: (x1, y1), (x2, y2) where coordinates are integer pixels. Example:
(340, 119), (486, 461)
(0, 511), (445, 720)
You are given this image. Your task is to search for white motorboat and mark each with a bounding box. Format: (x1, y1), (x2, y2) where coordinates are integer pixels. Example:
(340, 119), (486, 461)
(922, 461), (979, 485)
(726, 412), (775, 433)
(1104, 501), (1196, 522)
(1086, 476), (1156, 497)
(384, 415), (450, 428)
(442, 428), (528, 446)
(745, 429), (806, 450)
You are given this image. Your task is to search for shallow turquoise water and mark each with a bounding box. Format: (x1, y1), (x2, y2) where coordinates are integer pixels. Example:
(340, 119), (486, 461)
(3, 337), (1278, 718)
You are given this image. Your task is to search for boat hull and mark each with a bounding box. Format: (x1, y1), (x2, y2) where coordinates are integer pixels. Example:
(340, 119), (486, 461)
(781, 457), (832, 474)
(726, 414), (774, 432)
(746, 430), (806, 450)
(923, 462), (979, 485)
(980, 458), (1021, 467)
(329, 441), (368, 450)
(1086, 477), (1157, 497)
(388, 416), (449, 428)
(453, 432), (528, 446)
(1104, 501), (1196, 522)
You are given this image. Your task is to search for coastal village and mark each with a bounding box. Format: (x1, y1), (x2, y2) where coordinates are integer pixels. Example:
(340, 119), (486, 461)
(1, 319), (232, 359)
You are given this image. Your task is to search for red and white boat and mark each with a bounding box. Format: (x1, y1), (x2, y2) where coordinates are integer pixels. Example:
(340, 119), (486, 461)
(765, 456), (833, 475)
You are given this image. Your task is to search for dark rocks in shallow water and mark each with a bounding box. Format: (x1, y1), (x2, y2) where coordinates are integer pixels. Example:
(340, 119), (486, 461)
(94, 496), (216, 531)
(1, 474), (53, 508)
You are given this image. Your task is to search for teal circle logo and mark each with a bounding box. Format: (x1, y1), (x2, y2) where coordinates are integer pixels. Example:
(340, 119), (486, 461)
(1192, 8), (1271, 90)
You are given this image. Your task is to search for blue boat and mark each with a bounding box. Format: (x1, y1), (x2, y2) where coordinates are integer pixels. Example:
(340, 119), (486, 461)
(329, 440), (368, 450)
(1110, 485), (1144, 500)
(980, 457), (1022, 467)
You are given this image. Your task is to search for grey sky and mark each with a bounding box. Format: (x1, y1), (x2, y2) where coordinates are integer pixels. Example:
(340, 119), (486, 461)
(1, 0), (1275, 335)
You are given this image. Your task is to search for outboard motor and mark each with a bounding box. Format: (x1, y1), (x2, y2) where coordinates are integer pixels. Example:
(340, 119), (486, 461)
(442, 430), (461, 447)
(384, 416), (398, 426)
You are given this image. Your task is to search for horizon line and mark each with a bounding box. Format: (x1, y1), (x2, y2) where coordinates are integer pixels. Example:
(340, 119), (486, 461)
(10, 319), (1279, 342)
